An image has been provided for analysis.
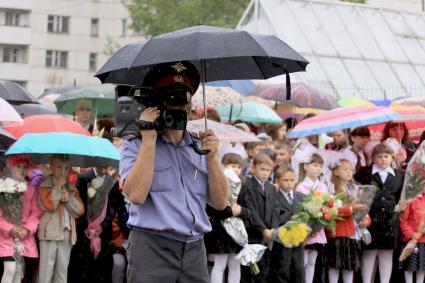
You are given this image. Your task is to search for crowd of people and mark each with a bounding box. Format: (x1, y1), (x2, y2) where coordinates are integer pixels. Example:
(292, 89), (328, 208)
(1, 61), (425, 283)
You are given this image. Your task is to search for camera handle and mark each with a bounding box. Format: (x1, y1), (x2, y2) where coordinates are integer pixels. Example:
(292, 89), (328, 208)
(134, 120), (156, 130)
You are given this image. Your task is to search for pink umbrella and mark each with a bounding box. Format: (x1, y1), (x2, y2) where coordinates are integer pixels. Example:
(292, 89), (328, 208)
(0, 97), (23, 125)
(252, 82), (338, 110)
(191, 86), (245, 110)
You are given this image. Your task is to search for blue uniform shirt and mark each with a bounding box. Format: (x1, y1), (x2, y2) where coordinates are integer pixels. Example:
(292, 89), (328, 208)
(119, 132), (212, 241)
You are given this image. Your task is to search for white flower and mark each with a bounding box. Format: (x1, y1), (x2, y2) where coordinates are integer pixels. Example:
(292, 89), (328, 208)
(335, 199), (343, 209)
(87, 187), (97, 198)
(91, 177), (104, 189)
(0, 179), (5, 193)
(17, 182), (27, 193)
(5, 177), (17, 188)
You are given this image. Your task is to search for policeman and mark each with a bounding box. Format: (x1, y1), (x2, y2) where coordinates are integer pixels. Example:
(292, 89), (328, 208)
(120, 61), (228, 283)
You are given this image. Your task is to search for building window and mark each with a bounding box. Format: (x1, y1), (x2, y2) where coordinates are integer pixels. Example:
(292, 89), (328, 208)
(47, 15), (69, 33)
(5, 12), (21, 26)
(45, 50), (68, 68)
(121, 19), (127, 36)
(89, 53), (97, 71)
(91, 18), (99, 36)
(3, 48), (21, 63)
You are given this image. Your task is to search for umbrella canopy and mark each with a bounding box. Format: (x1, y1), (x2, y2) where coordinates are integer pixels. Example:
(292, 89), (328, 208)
(4, 114), (91, 139)
(0, 81), (38, 105)
(251, 83), (338, 110)
(216, 101), (282, 124)
(6, 132), (119, 167)
(393, 96), (425, 107)
(54, 85), (115, 117)
(39, 85), (82, 98)
(0, 97), (23, 125)
(187, 119), (259, 143)
(338, 97), (374, 107)
(288, 106), (401, 138)
(13, 103), (57, 118)
(0, 128), (16, 150)
(369, 99), (391, 107)
(191, 86), (245, 110)
(369, 105), (425, 140)
(273, 103), (325, 118)
(95, 25), (308, 85)
(206, 80), (256, 96)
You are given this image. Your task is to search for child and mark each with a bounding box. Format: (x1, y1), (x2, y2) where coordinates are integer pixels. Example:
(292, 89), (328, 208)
(270, 166), (305, 283)
(399, 192), (425, 283)
(242, 142), (266, 176)
(0, 155), (41, 283)
(295, 152), (328, 283)
(326, 155), (370, 283)
(239, 153), (278, 283)
(274, 141), (292, 168)
(354, 143), (404, 283)
(206, 153), (247, 283)
(38, 155), (84, 283)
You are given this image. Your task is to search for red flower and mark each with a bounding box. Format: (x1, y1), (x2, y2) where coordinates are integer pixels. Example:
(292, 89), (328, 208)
(324, 213), (332, 220)
(328, 199), (335, 208)
(412, 163), (422, 174)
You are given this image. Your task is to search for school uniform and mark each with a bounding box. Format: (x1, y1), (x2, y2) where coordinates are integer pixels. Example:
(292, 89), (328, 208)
(238, 176), (279, 283)
(269, 190), (305, 283)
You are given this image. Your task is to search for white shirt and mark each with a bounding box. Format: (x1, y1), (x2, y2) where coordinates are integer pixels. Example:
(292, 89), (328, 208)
(303, 177), (321, 190)
(281, 190), (293, 204)
(372, 164), (395, 183)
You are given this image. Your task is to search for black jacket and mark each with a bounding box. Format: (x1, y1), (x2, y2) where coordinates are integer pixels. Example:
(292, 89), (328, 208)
(273, 190), (305, 227)
(238, 176), (279, 244)
(354, 166), (404, 249)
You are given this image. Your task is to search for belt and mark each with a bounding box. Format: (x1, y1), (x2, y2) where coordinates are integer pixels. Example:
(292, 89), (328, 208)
(129, 226), (204, 243)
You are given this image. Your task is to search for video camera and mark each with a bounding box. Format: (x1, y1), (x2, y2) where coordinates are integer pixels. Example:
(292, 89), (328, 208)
(111, 84), (192, 138)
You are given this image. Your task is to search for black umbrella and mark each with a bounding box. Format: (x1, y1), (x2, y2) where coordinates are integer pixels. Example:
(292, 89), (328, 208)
(0, 128), (16, 150)
(39, 85), (82, 98)
(95, 25), (308, 129)
(0, 81), (38, 105)
(95, 25), (308, 84)
(13, 103), (57, 118)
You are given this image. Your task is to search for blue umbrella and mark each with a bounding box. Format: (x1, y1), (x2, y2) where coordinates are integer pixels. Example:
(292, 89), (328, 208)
(216, 101), (282, 124)
(369, 99), (391, 107)
(207, 80), (256, 96)
(6, 132), (119, 167)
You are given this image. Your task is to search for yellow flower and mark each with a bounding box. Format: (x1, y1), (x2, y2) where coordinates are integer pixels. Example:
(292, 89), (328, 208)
(277, 222), (310, 247)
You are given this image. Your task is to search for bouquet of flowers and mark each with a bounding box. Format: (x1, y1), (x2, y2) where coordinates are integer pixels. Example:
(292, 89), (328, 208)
(0, 177), (27, 224)
(220, 168), (266, 275)
(274, 190), (347, 248)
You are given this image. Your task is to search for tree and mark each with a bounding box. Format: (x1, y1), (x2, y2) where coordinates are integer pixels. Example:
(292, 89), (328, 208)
(125, 0), (250, 37)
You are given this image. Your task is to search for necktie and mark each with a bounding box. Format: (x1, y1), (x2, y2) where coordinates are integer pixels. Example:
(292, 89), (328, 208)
(287, 192), (293, 205)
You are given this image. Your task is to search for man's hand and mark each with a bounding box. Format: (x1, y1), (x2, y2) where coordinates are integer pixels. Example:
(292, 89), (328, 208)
(139, 107), (160, 142)
(199, 130), (220, 160)
(263, 228), (274, 242)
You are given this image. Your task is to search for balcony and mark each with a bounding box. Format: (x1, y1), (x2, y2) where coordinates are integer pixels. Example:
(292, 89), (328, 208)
(0, 63), (30, 82)
(0, 25), (30, 45)
(0, 0), (32, 10)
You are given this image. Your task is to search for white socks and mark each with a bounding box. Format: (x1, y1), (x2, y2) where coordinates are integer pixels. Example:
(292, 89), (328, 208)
(304, 249), (318, 283)
(361, 249), (394, 283)
(210, 254), (241, 283)
(1, 261), (22, 283)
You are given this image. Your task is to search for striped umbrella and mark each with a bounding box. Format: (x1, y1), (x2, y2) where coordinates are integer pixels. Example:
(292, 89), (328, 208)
(288, 106), (401, 138)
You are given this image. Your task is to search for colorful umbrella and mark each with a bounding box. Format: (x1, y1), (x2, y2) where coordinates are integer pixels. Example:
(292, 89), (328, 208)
(338, 97), (374, 107)
(251, 83), (338, 110)
(216, 101), (282, 124)
(288, 106), (401, 138)
(206, 80), (256, 96)
(6, 132), (119, 167)
(4, 114), (90, 139)
(369, 105), (425, 140)
(0, 97), (23, 125)
(187, 119), (259, 143)
(54, 85), (115, 117)
(191, 86), (245, 110)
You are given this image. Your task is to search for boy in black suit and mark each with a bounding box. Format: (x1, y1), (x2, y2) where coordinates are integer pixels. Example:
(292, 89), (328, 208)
(239, 153), (278, 283)
(270, 166), (305, 283)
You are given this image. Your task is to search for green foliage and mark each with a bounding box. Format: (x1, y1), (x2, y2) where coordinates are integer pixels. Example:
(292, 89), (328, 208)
(125, 0), (250, 37)
(103, 36), (121, 57)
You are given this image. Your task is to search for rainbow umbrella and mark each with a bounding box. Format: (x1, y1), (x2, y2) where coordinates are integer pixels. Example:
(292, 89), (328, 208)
(288, 106), (401, 138)
(337, 97), (374, 107)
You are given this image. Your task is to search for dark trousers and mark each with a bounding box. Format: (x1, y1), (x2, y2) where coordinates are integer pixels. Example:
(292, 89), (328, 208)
(126, 229), (209, 283)
(240, 249), (270, 283)
(270, 244), (305, 283)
